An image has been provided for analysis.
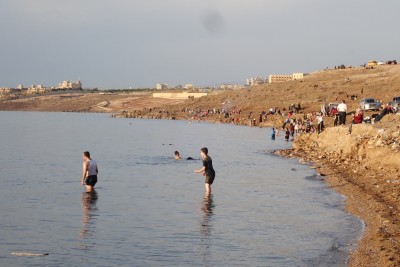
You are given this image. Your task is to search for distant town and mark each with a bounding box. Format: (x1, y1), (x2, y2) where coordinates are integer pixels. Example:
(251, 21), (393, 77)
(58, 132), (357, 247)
(1, 74), (308, 101)
(1, 59), (396, 101)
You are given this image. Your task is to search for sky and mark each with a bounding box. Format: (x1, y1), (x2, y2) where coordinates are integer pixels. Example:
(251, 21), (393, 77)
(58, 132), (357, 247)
(0, 0), (399, 89)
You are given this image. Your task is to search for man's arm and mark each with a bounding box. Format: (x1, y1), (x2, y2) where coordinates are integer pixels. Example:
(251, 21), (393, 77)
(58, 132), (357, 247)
(82, 161), (89, 185)
(195, 166), (205, 173)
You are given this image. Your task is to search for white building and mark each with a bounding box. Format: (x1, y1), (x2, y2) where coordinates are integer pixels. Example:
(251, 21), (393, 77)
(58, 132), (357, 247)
(156, 83), (168, 90)
(246, 77), (266, 86)
(184, 84), (194, 90)
(220, 84), (242, 90)
(57, 80), (82, 90)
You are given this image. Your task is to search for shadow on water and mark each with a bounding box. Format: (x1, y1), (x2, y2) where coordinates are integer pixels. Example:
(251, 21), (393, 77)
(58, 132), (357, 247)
(200, 195), (215, 267)
(79, 190), (99, 253)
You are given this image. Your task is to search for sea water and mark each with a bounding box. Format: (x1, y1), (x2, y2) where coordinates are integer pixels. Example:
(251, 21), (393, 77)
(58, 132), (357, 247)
(0, 111), (362, 266)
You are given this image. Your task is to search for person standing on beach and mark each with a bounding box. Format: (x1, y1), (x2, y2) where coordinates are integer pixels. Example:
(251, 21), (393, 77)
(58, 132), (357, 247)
(82, 151), (98, 193)
(271, 127), (276, 140)
(317, 113), (324, 133)
(337, 100), (347, 125)
(284, 128), (290, 141)
(195, 147), (215, 196)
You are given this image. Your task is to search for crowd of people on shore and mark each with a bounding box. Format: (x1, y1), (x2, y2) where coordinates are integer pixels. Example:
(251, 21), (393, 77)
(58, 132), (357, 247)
(116, 96), (398, 144)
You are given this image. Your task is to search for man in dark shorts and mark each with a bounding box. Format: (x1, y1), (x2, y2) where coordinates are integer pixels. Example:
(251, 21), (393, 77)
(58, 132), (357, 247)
(195, 147), (215, 196)
(81, 151), (98, 193)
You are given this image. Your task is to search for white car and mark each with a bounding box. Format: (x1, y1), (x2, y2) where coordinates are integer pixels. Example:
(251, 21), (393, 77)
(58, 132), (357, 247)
(360, 98), (380, 111)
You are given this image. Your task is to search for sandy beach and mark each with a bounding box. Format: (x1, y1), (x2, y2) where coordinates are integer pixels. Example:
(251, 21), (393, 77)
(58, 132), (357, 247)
(1, 64), (400, 265)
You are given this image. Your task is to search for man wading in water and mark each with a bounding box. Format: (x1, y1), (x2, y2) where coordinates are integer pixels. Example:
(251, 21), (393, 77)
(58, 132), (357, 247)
(81, 151), (98, 193)
(195, 147), (215, 196)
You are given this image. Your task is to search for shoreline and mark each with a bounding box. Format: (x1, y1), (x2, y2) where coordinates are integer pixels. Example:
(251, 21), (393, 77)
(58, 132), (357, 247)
(276, 121), (400, 266)
(275, 151), (386, 266)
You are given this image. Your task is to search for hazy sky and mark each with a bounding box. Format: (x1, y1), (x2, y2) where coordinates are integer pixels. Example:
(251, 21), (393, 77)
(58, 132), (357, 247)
(0, 0), (398, 89)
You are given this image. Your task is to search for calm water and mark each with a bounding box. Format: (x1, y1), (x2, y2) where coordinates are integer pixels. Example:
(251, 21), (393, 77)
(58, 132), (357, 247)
(0, 112), (362, 267)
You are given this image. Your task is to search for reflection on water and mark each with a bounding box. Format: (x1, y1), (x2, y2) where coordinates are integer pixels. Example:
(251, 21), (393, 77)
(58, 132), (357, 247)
(200, 195), (215, 266)
(79, 190), (99, 251)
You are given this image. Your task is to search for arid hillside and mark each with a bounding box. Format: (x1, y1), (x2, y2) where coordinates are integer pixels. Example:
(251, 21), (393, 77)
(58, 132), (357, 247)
(1, 65), (399, 121)
(117, 65), (400, 125)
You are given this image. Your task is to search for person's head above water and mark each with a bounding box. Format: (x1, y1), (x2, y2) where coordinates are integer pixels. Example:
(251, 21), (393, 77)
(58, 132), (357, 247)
(174, 151), (181, 160)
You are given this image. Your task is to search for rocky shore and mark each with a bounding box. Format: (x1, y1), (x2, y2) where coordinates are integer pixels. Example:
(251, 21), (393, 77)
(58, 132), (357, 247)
(277, 114), (400, 266)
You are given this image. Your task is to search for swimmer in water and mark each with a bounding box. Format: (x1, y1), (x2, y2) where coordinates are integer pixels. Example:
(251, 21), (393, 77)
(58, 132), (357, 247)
(174, 151), (181, 160)
(175, 151), (197, 160)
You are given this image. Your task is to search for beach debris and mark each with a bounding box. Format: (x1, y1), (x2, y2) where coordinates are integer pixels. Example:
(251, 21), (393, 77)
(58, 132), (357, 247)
(11, 252), (49, 257)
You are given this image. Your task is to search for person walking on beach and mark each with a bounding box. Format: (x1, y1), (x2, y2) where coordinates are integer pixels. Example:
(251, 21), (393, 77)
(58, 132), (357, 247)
(317, 113), (324, 133)
(82, 151), (98, 193)
(271, 127), (276, 140)
(337, 100), (347, 125)
(284, 128), (290, 141)
(195, 147), (215, 196)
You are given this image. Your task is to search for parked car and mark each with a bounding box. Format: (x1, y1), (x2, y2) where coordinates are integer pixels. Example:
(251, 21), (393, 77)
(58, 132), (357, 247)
(391, 96), (400, 109)
(360, 98), (380, 111)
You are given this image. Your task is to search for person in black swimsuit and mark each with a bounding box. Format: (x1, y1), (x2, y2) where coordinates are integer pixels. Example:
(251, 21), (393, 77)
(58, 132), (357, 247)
(195, 147), (215, 196)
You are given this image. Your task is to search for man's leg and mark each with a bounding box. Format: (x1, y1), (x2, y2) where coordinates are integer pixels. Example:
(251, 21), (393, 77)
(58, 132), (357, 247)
(205, 183), (211, 196)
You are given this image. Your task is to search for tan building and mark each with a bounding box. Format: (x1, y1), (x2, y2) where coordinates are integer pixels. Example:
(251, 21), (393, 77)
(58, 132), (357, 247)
(0, 87), (11, 94)
(268, 74), (292, 83)
(26, 84), (49, 94)
(292, 73), (304, 80)
(268, 73), (305, 83)
(27, 85), (38, 94)
(153, 92), (207, 99)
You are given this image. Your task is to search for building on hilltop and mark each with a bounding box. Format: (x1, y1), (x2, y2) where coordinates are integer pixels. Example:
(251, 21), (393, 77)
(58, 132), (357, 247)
(268, 74), (292, 83)
(292, 73), (304, 80)
(57, 80), (82, 90)
(246, 77), (266, 86)
(268, 73), (306, 83)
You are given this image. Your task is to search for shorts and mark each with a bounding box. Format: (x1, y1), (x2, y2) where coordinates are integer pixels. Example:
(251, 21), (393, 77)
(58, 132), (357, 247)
(205, 174), (215, 185)
(85, 175), (97, 187)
